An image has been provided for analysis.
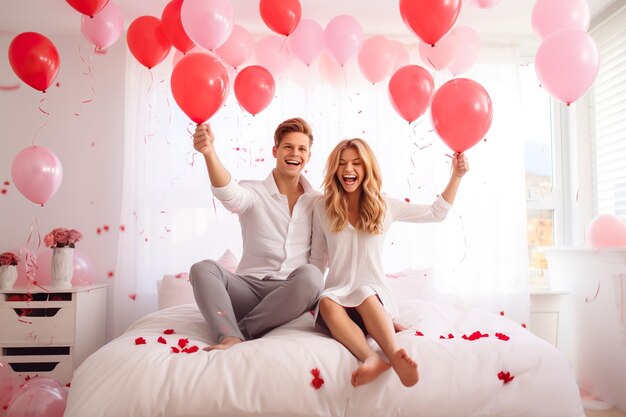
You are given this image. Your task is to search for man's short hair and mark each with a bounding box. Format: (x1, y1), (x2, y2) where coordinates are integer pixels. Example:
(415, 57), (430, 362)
(274, 117), (313, 147)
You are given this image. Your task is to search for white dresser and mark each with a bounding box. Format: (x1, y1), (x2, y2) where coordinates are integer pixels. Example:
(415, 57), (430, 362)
(0, 284), (107, 385)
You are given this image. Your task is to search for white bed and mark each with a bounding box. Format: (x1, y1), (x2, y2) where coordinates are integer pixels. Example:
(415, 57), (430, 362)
(64, 299), (584, 417)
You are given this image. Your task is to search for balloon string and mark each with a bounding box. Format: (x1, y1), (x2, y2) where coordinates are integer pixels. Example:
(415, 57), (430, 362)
(144, 69), (156, 144)
(21, 216), (42, 292)
(33, 120), (48, 146)
(585, 279), (601, 303)
(38, 96), (50, 115)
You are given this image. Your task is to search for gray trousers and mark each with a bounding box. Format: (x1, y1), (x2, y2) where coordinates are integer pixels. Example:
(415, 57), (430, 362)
(189, 260), (324, 342)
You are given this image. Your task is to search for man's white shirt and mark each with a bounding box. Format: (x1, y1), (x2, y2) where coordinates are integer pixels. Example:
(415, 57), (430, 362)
(211, 171), (321, 280)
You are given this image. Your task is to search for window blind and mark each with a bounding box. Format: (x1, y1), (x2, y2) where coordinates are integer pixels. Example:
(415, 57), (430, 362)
(591, 6), (626, 220)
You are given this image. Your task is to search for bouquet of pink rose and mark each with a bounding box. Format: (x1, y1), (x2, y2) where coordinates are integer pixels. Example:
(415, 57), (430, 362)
(0, 252), (19, 266)
(44, 227), (83, 248)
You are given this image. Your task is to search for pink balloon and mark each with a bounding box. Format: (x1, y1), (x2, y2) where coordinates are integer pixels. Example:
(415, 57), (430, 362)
(318, 51), (344, 89)
(358, 36), (396, 84)
(11, 146), (63, 206)
(16, 248), (94, 287)
(6, 386), (66, 417)
(324, 15), (364, 66)
(19, 377), (64, 394)
(531, 0), (590, 40)
(80, 1), (123, 50)
(215, 24), (253, 69)
(431, 78), (493, 152)
(448, 26), (481, 76)
(1, 362), (18, 413)
(418, 31), (459, 71)
(469, 0), (502, 8)
(288, 19), (324, 67)
(586, 215), (626, 247)
(254, 35), (292, 77)
(535, 29), (599, 105)
(390, 40), (410, 71)
(181, 0), (233, 51)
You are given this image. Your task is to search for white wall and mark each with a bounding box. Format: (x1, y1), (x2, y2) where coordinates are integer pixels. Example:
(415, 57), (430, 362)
(0, 34), (126, 297)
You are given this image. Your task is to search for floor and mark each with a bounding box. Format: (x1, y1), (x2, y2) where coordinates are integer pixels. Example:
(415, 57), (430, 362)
(586, 409), (626, 417)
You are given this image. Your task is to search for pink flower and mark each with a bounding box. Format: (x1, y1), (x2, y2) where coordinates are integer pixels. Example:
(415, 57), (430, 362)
(53, 228), (69, 246)
(46, 227), (83, 248)
(0, 252), (19, 266)
(67, 229), (83, 246)
(44, 233), (55, 248)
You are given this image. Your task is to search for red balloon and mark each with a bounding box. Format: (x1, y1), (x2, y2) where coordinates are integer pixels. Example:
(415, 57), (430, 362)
(66, 0), (110, 17)
(259, 0), (302, 36)
(8, 32), (60, 93)
(388, 65), (434, 123)
(234, 65), (276, 116)
(431, 78), (493, 152)
(171, 53), (229, 124)
(399, 0), (461, 46)
(127, 16), (172, 69)
(161, 0), (195, 54)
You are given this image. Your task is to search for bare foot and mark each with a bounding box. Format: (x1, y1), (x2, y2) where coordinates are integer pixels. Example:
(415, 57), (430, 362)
(203, 336), (243, 351)
(351, 356), (391, 387)
(390, 348), (419, 387)
(393, 321), (408, 333)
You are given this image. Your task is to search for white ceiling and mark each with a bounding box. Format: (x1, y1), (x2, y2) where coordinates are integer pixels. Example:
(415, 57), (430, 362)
(0, 0), (617, 40)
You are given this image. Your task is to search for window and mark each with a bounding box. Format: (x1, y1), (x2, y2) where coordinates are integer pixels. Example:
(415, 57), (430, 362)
(591, 7), (626, 221)
(520, 63), (562, 289)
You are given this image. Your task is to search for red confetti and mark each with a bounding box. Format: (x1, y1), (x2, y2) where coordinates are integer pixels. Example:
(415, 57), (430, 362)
(1, 189), (6, 195)
(119, 225), (126, 232)
(157, 336), (167, 344)
(164, 329), (175, 335)
(310, 368), (324, 390)
(414, 331), (424, 336)
(497, 371), (514, 384)
(96, 227), (102, 234)
(521, 323), (527, 328)
(135, 337), (146, 345)
(4, 180), (11, 185)
(495, 332), (510, 341)
(439, 334), (454, 339)
(107, 271), (114, 278)
(178, 338), (189, 349)
(404, 198), (410, 203)
(128, 293), (137, 301)
(103, 225), (110, 232)
(171, 347), (180, 353)
(500, 311), (504, 316)
(182, 345), (199, 353)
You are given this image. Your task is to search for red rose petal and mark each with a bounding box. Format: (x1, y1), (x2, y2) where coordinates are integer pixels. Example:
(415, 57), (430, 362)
(171, 346), (180, 353)
(182, 345), (199, 353)
(135, 337), (146, 345)
(312, 377), (324, 389)
(311, 368), (320, 378)
(164, 329), (175, 335)
(415, 331), (424, 336)
(498, 371), (514, 384)
(157, 336), (167, 344)
(178, 338), (189, 349)
(128, 293), (137, 301)
(495, 332), (510, 341)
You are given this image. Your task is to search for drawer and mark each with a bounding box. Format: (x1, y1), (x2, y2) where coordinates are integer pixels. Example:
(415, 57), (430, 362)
(1, 346), (74, 385)
(0, 305), (75, 345)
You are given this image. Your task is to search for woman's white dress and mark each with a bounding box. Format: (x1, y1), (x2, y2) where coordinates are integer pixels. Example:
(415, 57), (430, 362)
(309, 195), (452, 319)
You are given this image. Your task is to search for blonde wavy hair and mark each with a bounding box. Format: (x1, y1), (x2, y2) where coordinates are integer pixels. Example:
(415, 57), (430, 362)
(323, 138), (386, 234)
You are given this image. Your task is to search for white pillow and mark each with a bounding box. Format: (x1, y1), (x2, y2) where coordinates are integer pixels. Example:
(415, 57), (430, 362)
(385, 266), (436, 302)
(157, 250), (241, 310)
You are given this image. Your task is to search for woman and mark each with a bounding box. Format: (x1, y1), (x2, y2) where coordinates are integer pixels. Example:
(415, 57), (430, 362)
(310, 138), (468, 388)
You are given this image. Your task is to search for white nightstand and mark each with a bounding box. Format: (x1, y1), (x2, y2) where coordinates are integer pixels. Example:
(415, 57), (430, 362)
(529, 289), (568, 347)
(0, 284), (107, 385)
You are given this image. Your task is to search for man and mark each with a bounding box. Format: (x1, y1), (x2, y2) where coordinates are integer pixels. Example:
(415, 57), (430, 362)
(190, 118), (324, 350)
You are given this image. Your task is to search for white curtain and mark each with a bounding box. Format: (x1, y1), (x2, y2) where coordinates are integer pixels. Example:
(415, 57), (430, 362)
(111, 42), (529, 339)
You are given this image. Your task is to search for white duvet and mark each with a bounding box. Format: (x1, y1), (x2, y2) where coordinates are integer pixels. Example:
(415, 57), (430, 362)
(64, 301), (584, 417)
